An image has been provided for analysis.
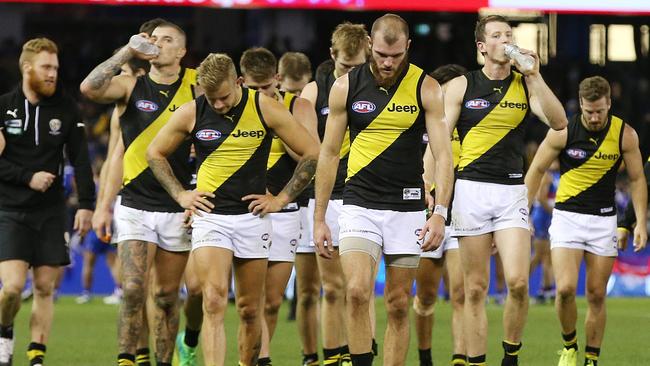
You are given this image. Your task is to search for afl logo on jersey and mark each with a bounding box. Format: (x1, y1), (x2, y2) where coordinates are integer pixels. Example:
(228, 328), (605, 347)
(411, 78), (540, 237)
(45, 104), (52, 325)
(135, 100), (158, 112)
(352, 101), (376, 114)
(566, 148), (587, 159)
(320, 106), (330, 116)
(195, 129), (221, 141)
(464, 99), (490, 110)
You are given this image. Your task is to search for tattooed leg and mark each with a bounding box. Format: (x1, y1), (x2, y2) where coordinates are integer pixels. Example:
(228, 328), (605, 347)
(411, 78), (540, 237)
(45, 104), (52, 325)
(234, 257), (268, 366)
(118, 240), (155, 355)
(151, 248), (188, 363)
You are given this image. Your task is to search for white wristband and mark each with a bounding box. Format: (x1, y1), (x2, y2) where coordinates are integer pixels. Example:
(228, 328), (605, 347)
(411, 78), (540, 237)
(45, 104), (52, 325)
(432, 205), (448, 221)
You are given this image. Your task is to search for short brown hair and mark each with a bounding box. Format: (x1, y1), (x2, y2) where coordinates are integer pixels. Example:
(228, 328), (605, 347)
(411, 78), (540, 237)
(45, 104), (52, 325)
(429, 64), (467, 86)
(197, 53), (237, 91)
(475, 15), (509, 42)
(370, 13), (409, 45)
(278, 52), (312, 81)
(139, 18), (168, 35)
(579, 76), (611, 102)
(240, 47), (277, 82)
(19, 38), (58, 70)
(331, 22), (369, 58)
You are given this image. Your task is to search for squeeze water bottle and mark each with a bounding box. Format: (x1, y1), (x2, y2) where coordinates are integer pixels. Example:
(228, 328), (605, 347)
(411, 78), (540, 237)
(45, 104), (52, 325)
(504, 44), (535, 72)
(128, 35), (160, 56)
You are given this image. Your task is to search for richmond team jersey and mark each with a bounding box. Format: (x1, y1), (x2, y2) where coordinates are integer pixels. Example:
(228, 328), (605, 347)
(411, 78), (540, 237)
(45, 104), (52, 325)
(120, 68), (197, 212)
(315, 64), (350, 199)
(266, 91), (298, 206)
(345, 62), (427, 211)
(193, 88), (272, 215)
(456, 70), (530, 184)
(555, 114), (624, 216)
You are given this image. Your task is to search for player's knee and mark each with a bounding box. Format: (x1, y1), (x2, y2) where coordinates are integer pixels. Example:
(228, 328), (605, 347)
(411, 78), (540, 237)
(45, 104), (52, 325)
(465, 280), (488, 304)
(203, 285), (228, 315)
(153, 288), (178, 310)
(322, 283), (344, 305)
(297, 289), (319, 309)
(450, 285), (465, 308)
(264, 295), (283, 316)
(506, 277), (528, 300)
(33, 282), (55, 298)
(346, 283), (371, 309)
(414, 290), (437, 308)
(122, 284), (146, 309)
(585, 288), (606, 308)
(385, 292), (410, 320)
(0, 285), (22, 303)
(237, 301), (261, 324)
(556, 284), (576, 303)
(412, 295), (435, 317)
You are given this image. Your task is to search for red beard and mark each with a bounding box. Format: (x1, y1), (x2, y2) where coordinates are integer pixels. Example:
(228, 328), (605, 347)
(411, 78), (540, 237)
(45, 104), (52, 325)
(28, 70), (56, 98)
(370, 54), (408, 89)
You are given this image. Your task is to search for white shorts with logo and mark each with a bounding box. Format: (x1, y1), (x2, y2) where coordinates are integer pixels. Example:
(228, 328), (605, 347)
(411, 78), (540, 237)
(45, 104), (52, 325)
(114, 203), (191, 252)
(308, 198), (343, 247)
(296, 207), (315, 254)
(191, 212), (271, 259)
(338, 204), (426, 256)
(421, 226), (459, 259)
(450, 179), (529, 237)
(268, 211), (300, 262)
(549, 209), (618, 257)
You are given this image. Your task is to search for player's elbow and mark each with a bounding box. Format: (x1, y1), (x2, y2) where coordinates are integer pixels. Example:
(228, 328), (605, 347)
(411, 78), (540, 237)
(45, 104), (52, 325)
(79, 80), (98, 100)
(550, 115), (568, 131)
(145, 145), (163, 164)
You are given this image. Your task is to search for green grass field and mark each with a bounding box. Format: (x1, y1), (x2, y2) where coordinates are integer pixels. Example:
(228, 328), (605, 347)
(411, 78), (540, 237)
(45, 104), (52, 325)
(9, 296), (650, 365)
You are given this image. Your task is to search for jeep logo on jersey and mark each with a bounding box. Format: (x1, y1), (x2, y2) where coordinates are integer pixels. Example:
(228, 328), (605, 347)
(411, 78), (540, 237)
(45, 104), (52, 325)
(499, 100), (528, 110)
(135, 100), (158, 112)
(232, 129), (265, 138)
(195, 129), (221, 141)
(566, 148), (587, 159)
(387, 103), (418, 113)
(352, 101), (376, 113)
(593, 151), (620, 161)
(465, 98), (490, 110)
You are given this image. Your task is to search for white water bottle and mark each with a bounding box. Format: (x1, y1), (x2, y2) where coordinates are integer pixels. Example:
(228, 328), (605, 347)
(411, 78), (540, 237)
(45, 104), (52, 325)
(128, 34), (160, 56)
(504, 44), (535, 72)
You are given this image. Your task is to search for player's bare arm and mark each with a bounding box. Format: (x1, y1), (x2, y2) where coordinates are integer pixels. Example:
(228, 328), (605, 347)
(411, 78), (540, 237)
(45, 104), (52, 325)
(421, 75), (453, 251)
(525, 128), (567, 209)
(312, 75), (349, 258)
(243, 93), (319, 215)
(146, 101), (215, 215)
(282, 96), (320, 161)
(523, 52), (568, 130)
(620, 124), (648, 251)
(442, 75), (467, 134)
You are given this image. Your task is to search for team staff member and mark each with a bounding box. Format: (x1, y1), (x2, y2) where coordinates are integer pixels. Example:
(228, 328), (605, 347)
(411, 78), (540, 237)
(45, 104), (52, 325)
(146, 53), (319, 366)
(444, 15), (568, 366)
(416, 64), (467, 366)
(301, 22), (369, 366)
(0, 38), (94, 366)
(526, 76), (647, 366)
(314, 14), (453, 366)
(238, 46), (319, 366)
(80, 20), (196, 366)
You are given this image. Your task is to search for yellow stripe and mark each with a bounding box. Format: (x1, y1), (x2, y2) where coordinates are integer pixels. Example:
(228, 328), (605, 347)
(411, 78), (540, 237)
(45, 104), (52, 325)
(123, 69), (197, 185)
(458, 73), (527, 171)
(555, 116), (623, 203)
(347, 65), (423, 180)
(267, 92), (296, 170)
(451, 128), (461, 168)
(340, 128), (351, 158)
(197, 89), (266, 193)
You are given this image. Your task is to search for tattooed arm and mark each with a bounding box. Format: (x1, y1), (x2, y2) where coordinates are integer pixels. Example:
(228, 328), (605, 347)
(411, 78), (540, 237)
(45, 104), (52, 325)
(146, 101), (215, 215)
(243, 93), (319, 216)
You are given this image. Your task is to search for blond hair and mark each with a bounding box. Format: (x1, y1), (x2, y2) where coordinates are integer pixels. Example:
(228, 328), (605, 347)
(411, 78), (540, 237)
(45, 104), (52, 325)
(197, 53), (237, 91)
(278, 52), (312, 81)
(19, 38), (58, 70)
(331, 22), (369, 58)
(579, 76), (611, 102)
(240, 47), (277, 82)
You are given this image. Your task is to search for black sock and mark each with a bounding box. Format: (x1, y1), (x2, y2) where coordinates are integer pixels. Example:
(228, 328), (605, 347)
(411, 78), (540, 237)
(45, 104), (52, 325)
(324, 347), (341, 363)
(350, 352), (373, 366)
(418, 348), (432, 365)
(0, 324), (13, 339)
(562, 330), (578, 351)
(184, 327), (200, 348)
(156, 362), (171, 366)
(371, 339), (378, 356)
(27, 342), (46, 366)
(468, 355), (486, 366)
(585, 346), (600, 365)
(118, 353), (136, 365)
(135, 348), (151, 366)
(257, 357), (272, 365)
(302, 352), (319, 364)
(340, 345), (351, 361)
(501, 341), (521, 366)
(452, 354), (468, 365)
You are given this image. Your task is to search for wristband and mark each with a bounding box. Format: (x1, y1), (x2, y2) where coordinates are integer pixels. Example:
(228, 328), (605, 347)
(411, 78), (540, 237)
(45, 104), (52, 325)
(432, 205), (448, 221)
